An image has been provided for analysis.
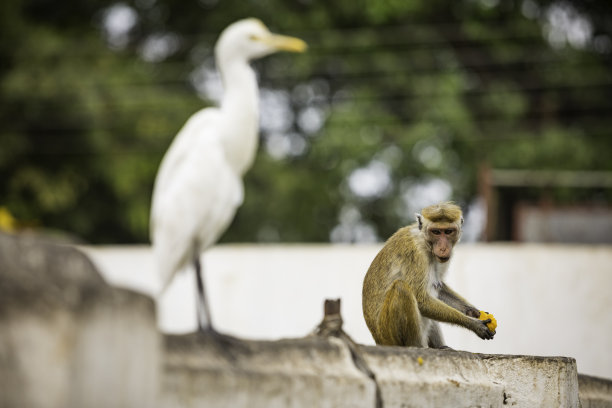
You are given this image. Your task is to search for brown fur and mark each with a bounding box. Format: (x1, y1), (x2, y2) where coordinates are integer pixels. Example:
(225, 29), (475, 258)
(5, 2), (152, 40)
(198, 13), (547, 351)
(420, 201), (462, 224)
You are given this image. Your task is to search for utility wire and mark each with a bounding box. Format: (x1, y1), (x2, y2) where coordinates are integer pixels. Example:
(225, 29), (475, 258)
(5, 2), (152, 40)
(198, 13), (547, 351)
(11, 111), (610, 139)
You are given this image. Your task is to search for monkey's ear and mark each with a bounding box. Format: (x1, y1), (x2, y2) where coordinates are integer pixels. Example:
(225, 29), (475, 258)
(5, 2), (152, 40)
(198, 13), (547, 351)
(416, 213), (423, 230)
(460, 216), (464, 226)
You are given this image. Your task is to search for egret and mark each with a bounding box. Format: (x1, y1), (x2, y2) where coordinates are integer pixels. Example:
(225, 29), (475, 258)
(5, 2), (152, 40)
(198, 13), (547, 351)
(150, 19), (306, 333)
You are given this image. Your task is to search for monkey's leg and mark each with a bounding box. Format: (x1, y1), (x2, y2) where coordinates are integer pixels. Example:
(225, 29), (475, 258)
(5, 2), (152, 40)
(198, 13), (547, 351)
(194, 256), (213, 332)
(427, 322), (450, 349)
(377, 280), (424, 347)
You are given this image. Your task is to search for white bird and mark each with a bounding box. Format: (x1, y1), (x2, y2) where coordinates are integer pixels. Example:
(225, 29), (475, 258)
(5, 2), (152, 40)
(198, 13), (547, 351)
(150, 18), (306, 333)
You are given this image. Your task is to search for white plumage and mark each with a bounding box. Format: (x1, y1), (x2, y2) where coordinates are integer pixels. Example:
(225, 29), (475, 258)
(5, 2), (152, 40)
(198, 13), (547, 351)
(150, 18), (306, 331)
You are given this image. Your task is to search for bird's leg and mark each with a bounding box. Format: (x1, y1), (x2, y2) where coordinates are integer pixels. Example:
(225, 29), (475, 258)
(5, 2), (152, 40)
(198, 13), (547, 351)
(194, 256), (213, 332)
(193, 255), (245, 358)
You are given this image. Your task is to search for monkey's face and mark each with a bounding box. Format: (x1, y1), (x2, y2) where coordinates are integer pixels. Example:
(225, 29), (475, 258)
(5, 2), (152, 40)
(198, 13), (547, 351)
(427, 225), (459, 263)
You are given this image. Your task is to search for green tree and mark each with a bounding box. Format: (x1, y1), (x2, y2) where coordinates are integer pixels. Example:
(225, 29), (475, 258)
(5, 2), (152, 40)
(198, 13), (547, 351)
(1, 0), (610, 243)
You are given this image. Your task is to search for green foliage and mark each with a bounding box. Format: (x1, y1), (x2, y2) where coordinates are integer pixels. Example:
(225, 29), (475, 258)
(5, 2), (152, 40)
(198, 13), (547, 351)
(0, 16), (203, 242)
(1, 0), (611, 243)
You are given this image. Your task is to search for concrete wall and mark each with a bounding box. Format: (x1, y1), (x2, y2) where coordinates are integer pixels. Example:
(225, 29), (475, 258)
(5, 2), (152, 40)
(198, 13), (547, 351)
(0, 233), (160, 408)
(83, 243), (612, 379)
(160, 331), (583, 408)
(580, 375), (612, 408)
(3, 232), (611, 407)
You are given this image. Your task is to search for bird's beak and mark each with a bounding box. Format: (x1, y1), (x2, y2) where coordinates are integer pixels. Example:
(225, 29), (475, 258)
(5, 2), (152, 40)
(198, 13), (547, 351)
(257, 34), (307, 53)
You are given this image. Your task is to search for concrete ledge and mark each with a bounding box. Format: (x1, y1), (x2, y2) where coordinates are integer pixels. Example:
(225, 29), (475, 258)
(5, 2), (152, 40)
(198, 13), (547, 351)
(160, 330), (585, 408)
(0, 232), (161, 408)
(362, 345), (579, 407)
(363, 346), (503, 407)
(161, 333), (376, 408)
(579, 374), (612, 408)
(480, 353), (580, 407)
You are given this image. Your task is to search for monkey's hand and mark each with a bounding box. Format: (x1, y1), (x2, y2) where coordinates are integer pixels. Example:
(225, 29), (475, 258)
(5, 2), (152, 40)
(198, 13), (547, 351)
(465, 307), (480, 318)
(478, 311), (497, 332)
(471, 318), (495, 340)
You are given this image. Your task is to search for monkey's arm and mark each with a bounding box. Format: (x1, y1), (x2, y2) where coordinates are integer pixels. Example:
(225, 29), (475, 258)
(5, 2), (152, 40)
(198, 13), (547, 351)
(438, 283), (480, 318)
(420, 295), (473, 326)
(419, 295), (494, 340)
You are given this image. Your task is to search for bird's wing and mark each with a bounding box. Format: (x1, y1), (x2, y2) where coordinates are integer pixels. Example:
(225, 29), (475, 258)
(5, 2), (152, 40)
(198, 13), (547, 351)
(150, 110), (244, 291)
(150, 108), (220, 227)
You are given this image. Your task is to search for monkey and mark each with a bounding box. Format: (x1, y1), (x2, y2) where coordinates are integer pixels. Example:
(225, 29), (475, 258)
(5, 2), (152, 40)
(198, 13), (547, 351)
(362, 202), (494, 348)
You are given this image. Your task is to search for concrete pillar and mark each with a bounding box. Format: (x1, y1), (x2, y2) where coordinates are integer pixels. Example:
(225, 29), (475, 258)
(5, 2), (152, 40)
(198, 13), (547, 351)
(0, 232), (161, 408)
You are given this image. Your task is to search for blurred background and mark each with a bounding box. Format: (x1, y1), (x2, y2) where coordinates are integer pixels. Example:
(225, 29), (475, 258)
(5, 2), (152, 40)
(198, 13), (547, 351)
(1, 0), (611, 380)
(1, 0), (611, 244)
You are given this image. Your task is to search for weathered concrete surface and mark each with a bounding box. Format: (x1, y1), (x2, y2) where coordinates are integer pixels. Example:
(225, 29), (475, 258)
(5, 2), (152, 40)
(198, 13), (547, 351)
(161, 330), (585, 408)
(579, 374), (612, 408)
(161, 333), (376, 408)
(362, 346), (504, 407)
(361, 346), (580, 408)
(0, 232), (161, 408)
(481, 354), (580, 407)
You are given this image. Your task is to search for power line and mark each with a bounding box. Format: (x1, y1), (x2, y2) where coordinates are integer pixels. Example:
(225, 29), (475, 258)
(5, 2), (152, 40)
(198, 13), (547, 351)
(5, 55), (608, 100)
(8, 110), (610, 140)
(134, 18), (553, 47)
(7, 46), (604, 90)
(24, 76), (610, 107)
(13, 123), (612, 157)
(2, 20), (580, 61)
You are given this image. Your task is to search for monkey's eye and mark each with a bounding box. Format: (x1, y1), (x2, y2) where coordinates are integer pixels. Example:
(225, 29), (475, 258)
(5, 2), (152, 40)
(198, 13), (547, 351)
(431, 229), (441, 235)
(444, 229), (455, 235)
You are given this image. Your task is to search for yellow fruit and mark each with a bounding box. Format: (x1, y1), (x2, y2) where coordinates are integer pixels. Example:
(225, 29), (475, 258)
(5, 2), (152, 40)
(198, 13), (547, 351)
(479, 311), (497, 332)
(417, 356), (424, 366)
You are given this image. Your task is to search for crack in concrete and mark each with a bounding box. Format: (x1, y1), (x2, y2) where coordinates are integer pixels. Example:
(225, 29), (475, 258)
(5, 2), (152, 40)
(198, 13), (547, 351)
(313, 299), (384, 408)
(340, 332), (384, 408)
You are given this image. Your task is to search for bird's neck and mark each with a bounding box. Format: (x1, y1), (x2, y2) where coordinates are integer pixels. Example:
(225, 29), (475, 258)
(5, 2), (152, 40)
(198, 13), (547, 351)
(218, 58), (260, 175)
